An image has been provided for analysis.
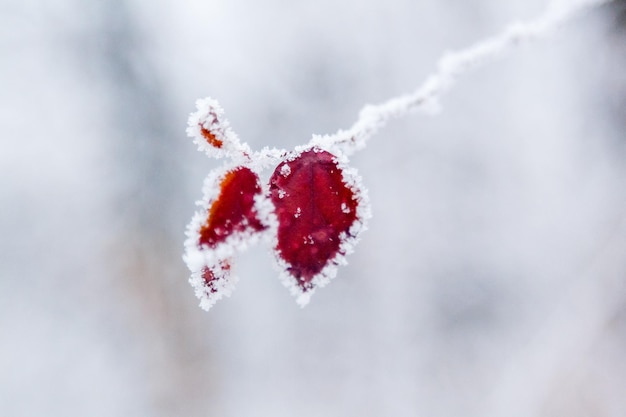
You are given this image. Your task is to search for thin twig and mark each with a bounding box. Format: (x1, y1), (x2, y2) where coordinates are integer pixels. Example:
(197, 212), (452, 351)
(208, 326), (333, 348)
(311, 0), (615, 155)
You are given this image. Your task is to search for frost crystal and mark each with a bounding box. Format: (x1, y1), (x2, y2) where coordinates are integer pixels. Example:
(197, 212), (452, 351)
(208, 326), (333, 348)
(280, 164), (291, 177)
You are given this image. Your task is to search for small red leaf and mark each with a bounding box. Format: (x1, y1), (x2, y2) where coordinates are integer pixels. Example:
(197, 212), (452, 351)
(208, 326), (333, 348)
(184, 165), (268, 311)
(199, 166), (266, 248)
(200, 125), (224, 149)
(269, 148), (363, 296)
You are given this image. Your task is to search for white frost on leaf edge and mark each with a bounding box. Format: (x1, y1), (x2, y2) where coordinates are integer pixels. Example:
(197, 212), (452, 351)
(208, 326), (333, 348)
(183, 163), (273, 311)
(270, 145), (371, 307)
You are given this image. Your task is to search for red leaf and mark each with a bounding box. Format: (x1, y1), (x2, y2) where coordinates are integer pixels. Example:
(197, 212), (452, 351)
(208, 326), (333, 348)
(199, 125), (223, 149)
(269, 148), (362, 294)
(199, 166), (266, 248)
(185, 165), (268, 310)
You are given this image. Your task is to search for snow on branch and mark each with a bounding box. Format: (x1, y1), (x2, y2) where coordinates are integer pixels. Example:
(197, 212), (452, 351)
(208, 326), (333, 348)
(310, 0), (616, 155)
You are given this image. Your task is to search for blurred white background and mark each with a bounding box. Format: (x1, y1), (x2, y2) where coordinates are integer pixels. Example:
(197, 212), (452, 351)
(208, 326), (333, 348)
(1, 0), (626, 416)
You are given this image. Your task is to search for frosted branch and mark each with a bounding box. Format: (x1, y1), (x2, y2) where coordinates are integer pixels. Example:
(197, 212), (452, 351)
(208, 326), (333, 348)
(185, 0), (615, 311)
(311, 0), (615, 155)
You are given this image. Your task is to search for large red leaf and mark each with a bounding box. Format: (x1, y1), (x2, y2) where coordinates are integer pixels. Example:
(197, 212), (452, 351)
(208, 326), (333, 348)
(269, 148), (362, 295)
(199, 166), (266, 248)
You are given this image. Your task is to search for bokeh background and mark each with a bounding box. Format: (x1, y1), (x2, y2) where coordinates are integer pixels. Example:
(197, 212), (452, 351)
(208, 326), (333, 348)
(2, 0), (626, 416)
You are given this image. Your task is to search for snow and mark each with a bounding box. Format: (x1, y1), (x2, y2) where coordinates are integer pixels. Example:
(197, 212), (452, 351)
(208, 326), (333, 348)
(280, 163), (291, 177)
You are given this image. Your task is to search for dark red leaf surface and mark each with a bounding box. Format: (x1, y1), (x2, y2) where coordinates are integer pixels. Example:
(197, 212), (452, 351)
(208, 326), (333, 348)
(269, 148), (359, 290)
(199, 166), (266, 248)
